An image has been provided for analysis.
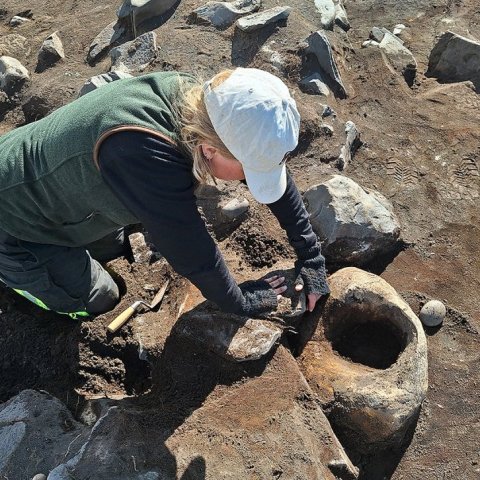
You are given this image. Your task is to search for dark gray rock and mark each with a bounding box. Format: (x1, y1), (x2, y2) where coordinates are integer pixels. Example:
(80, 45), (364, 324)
(0, 56), (29, 94)
(110, 31), (157, 73)
(189, 0), (260, 29)
(36, 32), (64, 73)
(370, 26), (388, 43)
(334, 0), (350, 31)
(427, 31), (480, 91)
(118, 0), (179, 35)
(236, 6), (291, 32)
(0, 390), (87, 479)
(305, 31), (347, 98)
(87, 21), (126, 65)
(78, 71), (133, 97)
(337, 121), (361, 170)
(299, 72), (330, 96)
(304, 175), (401, 266)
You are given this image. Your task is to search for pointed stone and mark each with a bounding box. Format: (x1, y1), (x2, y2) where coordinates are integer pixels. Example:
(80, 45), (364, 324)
(337, 121), (361, 170)
(379, 31), (417, 84)
(78, 71), (133, 97)
(36, 32), (64, 72)
(305, 31), (347, 98)
(299, 72), (330, 96)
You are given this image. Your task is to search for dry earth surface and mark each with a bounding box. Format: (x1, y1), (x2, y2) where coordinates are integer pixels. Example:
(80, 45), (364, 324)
(1, 0), (480, 479)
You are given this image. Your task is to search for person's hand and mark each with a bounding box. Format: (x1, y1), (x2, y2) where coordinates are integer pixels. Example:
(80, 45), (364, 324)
(264, 275), (287, 300)
(294, 245), (330, 312)
(294, 283), (322, 312)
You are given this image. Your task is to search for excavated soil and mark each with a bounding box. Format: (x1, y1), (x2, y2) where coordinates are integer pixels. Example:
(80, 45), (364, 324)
(1, 0), (480, 478)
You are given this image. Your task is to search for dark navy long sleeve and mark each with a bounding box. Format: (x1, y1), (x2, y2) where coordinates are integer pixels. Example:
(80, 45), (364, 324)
(97, 130), (250, 313)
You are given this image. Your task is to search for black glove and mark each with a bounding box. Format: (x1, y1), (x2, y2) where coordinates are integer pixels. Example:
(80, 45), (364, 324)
(237, 280), (278, 317)
(294, 244), (330, 298)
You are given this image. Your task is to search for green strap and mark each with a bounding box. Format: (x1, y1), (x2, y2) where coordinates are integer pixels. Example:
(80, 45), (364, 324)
(13, 288), (89, 319)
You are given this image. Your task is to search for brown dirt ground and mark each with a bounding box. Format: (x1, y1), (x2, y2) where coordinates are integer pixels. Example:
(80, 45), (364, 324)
(1, 0), (480, 478)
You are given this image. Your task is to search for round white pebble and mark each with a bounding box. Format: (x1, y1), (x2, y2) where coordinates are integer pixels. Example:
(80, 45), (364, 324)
(32, 475), (47, 480)
(419, 300), (446, 327)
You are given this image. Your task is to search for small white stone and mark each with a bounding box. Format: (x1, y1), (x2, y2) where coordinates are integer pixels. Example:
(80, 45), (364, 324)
(10, 16), (30, 27)
(419, 300), (446, 327)
(393, 24), (406, 36)
(362, 40), (379, 48)
(32, 475), (47, 480)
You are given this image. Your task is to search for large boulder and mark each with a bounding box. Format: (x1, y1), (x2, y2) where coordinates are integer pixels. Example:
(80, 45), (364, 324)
(304, 175), (401, 266)
(427, 31), (480, 91)
(189, 0), (261, 29)
(297, 268), (428, 452)
(0, 390), (87, 479)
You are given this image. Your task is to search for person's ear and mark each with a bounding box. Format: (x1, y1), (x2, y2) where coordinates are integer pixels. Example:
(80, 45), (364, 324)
(201, 144), (216, 160)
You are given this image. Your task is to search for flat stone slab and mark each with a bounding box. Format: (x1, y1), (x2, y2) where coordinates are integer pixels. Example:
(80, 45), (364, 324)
(305, 31), (347, 98)
(379, 31), (417, 82)
(78, 71), (133, 97)
(236, 6), (291, 32)
(427, 31), (480, 90)
(110, 31), (157, 73)
(175, 311), (283, 362)
(190, 0), (260, 29)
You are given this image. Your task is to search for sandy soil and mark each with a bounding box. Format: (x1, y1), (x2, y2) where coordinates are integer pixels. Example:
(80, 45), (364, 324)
(1, 0), (480, 478)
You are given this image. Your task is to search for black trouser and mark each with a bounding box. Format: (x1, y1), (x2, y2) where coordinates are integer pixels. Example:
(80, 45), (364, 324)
(0, 229), (126, 318)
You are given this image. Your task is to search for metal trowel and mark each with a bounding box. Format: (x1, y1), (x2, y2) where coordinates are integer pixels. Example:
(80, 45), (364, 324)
(107, 279), (170, 333)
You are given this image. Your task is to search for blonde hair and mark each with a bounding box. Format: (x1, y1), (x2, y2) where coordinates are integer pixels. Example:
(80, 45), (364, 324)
(177, 70), (235, 184)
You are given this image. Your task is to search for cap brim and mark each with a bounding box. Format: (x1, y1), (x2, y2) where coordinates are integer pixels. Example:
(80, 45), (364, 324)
(243, 163), (287, 204)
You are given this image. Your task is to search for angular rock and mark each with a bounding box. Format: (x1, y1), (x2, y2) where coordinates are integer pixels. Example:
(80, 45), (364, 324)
(220, 197), (250, 220)
(303, 175), (401, 266)
(0, 56), (29, 94)
(427, 31), (480, 91)
(369, 26), (388, 43)
(189, 0), (260, 29)
(36, 32), (65, 73)
(129, 231), (162, 264)
(0, 390), (87, 479)
(118, 0), (179, 33)
(297, 267), (428, 452)
(299, 71), (330, 95)
(314, 0), (335, 30)
(334, 0), (350, 31)
(305, 31), (347, 98)
(175, 311), (282, 362)
(393, 23), (406, 36)
(87, 21), (126, 65)
(0, 34), (30, 58)
(337, 120), (361, 170)
(110, 31), (157, 73)
(362, 39), (379, 48)
(78, 71), (133, 97)
(379, 31), (417, 84)
(9, 16), (30, 27)
(236, 6), (291, 32)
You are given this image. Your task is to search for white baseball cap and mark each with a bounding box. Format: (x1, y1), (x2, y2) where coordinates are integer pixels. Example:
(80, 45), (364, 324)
(203, 68), (300, 204)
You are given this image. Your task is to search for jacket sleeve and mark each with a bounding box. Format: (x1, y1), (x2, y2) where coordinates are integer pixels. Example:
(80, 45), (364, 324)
(265, 171), (318, 253)
(97, 130), (276, 315)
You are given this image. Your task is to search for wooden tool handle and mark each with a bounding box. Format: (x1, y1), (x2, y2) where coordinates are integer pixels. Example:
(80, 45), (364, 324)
(107, 306), (136, 333)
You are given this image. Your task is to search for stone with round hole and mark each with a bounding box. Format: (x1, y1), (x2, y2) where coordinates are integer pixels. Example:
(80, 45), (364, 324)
(296, 267), (428, 453)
